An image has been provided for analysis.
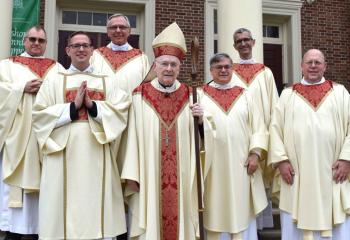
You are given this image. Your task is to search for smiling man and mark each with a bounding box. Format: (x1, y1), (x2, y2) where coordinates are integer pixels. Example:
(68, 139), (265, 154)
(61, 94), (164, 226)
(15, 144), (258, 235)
(199, 53), (268, 240)
(231, 28), (279, 230)
(0, 25), (63, 240)
(33, 31), (131, 240)
(121, 22), (200, 240)
(91, 13), (149, 95)
(270, 49), (350, 239)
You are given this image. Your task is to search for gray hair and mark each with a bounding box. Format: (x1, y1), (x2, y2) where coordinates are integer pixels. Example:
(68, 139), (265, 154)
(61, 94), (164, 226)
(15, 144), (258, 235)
(107, 13), (130, 28)
(23, 25), (47, 40)
(233, 28), (253, 42)
(210, 53), (233, 66)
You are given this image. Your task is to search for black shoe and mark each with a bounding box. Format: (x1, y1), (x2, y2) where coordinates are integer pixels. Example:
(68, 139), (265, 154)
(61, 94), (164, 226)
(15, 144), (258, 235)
(4, 232), (22, 240)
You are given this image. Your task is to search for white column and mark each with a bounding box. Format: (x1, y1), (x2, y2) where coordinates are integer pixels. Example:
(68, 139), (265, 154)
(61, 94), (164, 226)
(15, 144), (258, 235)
(0, 1), (13, 59)
(217, 0), (263, 63)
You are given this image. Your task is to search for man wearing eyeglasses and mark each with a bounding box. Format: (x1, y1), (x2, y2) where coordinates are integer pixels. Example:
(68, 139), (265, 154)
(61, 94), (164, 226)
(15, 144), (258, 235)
(198, 53), (268, 240)
(32, 31), (131, 240)
(232, 27), (279, 230)
(269, 49), (350, 240)
(0, 25), (63, 240)
(90, 13), (149, 95)
(121, 22), (200, 240)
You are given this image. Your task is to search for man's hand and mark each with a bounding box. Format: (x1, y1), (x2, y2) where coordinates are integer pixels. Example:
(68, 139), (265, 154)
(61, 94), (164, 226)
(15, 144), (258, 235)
(333, 159), (350, 183)
(245, 153), (260, 175)
(74, 81), (86, 109)
(277, 160), (294, 185)
(24, 79), (42, 94)
(190, 103), (204, 124)
(84, 89), (93, 109)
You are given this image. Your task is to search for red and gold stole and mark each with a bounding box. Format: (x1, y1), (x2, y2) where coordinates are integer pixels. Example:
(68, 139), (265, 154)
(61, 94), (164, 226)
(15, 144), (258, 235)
(134, 82), (190, 240)
(232, 63), (265, 86)
(63, 72), (106, 120)
(203, 85), (245, 113)
(10, 56), (56, 79)
(293, 80), (333, 110)
(96, 47), (142, 72)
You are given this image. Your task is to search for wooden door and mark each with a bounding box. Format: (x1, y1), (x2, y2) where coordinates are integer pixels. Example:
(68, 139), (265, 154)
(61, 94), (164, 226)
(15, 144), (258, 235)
(263, 44), (284, 95)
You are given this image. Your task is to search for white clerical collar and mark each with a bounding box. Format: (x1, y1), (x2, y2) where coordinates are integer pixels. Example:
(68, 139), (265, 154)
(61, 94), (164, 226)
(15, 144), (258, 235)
(239, 58), (256, 64)
(68, 64), (94, 73)
(151, 79), (180, 93)
(109, 42), (130, 51)
(20, 52), (45, 58)
(301, 77), (325, 85)
(210, 80), (235, 90)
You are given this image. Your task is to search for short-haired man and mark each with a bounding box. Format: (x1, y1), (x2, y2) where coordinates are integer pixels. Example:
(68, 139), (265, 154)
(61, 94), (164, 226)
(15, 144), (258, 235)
(269, 49), (350, 239)
(0, 25), (63, 240)
(232, 27), (279, 229)
(90, 13), (149, 94)
(33, 31), (131, 239)
(199, 53), (268, 240)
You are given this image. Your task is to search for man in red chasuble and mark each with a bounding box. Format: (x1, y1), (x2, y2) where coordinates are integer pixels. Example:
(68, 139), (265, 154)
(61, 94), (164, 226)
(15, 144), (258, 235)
(198, 53), (268, 240)
(232, 27), (279, 230)
(121, 22), (200, 240)
(0, 25), (63, 240)
(32, 32), (130, 240)
(269, 49), (350, 239)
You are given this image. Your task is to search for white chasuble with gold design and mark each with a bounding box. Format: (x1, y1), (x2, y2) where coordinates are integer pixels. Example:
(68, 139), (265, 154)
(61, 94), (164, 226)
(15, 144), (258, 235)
(33, 71), (130, 239)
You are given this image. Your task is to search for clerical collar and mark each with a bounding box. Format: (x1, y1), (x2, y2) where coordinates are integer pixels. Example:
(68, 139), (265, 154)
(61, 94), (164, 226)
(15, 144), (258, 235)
(152, 79), (179, 93)
(68, 64), (94, 73)
(109, 42), (130, 51)
(239, 58), (255, 64)
(210, 81), (235, 90)
(21, 52), (45, 58)
(301, 77), (325, 85)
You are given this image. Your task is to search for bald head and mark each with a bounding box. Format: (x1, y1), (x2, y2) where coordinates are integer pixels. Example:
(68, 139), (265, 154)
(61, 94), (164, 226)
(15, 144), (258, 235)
(301, 49), (327, 83)
(302, 49), (325, 63)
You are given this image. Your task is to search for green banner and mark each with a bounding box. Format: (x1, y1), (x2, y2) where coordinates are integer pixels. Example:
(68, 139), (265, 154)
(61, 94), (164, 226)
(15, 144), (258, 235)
(11, 0), (40, 56)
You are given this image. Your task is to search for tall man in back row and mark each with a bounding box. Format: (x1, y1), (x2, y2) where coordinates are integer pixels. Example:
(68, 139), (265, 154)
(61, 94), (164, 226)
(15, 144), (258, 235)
(0, 25), (63, 240)
(231, 27), (279, 229)
(90, 13), (149, 94)
(269, 49), (350, 239)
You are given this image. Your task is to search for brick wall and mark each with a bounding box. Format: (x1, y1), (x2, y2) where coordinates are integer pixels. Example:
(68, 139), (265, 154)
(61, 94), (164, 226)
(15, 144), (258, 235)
(301, 0), (350, 89)
(155, 0), (205, 86)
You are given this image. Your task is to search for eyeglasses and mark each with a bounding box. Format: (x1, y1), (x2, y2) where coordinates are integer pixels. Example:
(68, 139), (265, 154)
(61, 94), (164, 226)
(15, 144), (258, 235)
(211, 64), (232, 70)
(304, 60), (324, 66)
(27, 37), (46, 44)
(157, 61), (179, 69)
(235, 38), (252, 45)
(107, 25), (130, 31)
(69, 43), (92, 50)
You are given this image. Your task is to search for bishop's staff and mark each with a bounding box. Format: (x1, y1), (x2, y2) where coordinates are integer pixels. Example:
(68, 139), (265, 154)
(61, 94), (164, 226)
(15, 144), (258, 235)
(190, 37), (206, 240)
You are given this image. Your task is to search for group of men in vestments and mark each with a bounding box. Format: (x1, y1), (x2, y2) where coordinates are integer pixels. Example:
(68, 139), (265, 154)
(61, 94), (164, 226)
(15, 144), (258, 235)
(0, 12), (349, 240)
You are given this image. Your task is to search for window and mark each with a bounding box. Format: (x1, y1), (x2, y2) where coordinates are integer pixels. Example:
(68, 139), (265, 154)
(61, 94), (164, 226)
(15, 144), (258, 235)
(62, 10), (137, 28)
(263, 25), (279, 38)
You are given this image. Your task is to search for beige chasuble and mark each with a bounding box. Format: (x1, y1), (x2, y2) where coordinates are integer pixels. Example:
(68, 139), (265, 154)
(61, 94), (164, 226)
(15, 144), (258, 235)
(0, 55), (62, 206)
(90, 43), (149, 95)
(122, 79), (199, 240)
(231, 63), (279, 185)
(199, 84), (268, 235)
(33, 71), (131, 239)
(269, 80), (350, 235)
